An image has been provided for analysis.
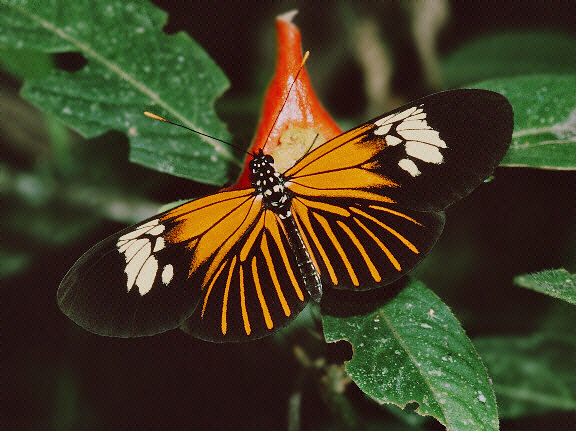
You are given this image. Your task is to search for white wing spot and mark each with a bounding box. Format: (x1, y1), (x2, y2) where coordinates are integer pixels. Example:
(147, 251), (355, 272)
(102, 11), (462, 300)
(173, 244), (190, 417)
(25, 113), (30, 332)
(396, 119), (428, 131)
(124, 238), (149, 261)
(405, 141), (443, 164)
(375, 106), (418, 126)
(148, 224), (165, 236)
(125, 242), (152, 292)
(153, 237), (165, 252)
(136, 255), (159, 296)
(373, 123), (391, 135)
(398, 159), (421, 177)
(385, 135), (402, 146)
(116, 219), (167, 296)
(398, 128), (445, 148)
(162, 264), (174, 285)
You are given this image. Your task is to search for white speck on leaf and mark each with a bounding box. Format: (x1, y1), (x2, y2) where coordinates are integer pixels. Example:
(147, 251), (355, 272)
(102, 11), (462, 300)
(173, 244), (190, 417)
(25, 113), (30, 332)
(421, 323), (432, 329)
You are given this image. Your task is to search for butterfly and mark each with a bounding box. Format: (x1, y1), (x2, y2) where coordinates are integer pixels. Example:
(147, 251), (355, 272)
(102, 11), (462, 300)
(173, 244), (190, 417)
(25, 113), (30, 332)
(58, 89), (513, 342)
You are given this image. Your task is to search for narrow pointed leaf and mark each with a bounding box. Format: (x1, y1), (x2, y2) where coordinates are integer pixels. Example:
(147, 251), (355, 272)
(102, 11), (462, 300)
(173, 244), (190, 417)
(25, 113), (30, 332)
(474, 334), (576, 419)
(323, 280), (498, 431)
(0, 0), (238, 185)
(514, 269), (576, 305)
(472, 75), (576, 170)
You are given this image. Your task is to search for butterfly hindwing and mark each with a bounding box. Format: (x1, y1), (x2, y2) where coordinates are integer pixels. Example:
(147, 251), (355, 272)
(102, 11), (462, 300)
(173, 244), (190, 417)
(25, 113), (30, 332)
(286, 89), (514, 211)
(290, 196), (445, 290)
(183, 210), (310, 342)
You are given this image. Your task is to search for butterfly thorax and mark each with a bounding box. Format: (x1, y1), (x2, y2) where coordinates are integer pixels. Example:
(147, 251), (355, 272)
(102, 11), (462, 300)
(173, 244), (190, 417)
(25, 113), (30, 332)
(249, 150), (292, 219)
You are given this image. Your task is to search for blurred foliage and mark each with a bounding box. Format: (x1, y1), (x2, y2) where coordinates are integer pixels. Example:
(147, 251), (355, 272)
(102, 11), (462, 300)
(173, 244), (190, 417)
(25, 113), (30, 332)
(441, 31), (576, 88)
(515, 268), (576, 305)
(2, 0), (575, 430)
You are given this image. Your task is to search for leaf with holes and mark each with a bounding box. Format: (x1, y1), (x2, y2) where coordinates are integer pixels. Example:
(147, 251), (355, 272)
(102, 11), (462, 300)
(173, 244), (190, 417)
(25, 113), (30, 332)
(472, 75), (576, 170)
(323, 280), (498, 431)
(474, 333), (576, 419)
(0, 0), (238, 185)
(514, 269), (576, 305)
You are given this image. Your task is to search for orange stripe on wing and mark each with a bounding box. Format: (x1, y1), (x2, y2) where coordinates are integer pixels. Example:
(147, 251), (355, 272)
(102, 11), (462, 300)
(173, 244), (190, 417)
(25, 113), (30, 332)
(313, 213), (359, 287)
(221, 255), (237, 335)
(368, 205), (423, 225)
(291, 199), (338, 285)
(239, 265), (251, 335)
(251, 256), (273, 329)
(261, 232), (291, 316)
(284, 124), (373, 178)
(336, 220), (381, 283)
(350, 207), (419, 254)
(201, 261), (228, 318)
(353, 217), (402, 271)
(288, 182), (395, 203)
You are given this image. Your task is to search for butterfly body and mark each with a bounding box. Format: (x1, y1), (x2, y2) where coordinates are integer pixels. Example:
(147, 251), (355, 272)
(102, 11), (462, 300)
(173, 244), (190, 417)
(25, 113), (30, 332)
(58, 89), (513, 342)
(249, 150), (293, 218)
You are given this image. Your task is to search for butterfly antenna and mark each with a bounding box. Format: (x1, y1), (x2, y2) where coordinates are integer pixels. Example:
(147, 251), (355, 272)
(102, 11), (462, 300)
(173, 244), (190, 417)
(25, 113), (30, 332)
(143, 112), (249, 155)
(260, 51), (310, 154)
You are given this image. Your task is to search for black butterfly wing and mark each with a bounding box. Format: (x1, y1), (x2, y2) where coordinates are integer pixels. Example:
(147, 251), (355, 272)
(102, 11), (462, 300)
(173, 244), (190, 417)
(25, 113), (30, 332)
(58, 189), (261, 337)
(285, 89), (512, 290)
(182, 209), (311, 342)
(285, 89), (514, 212)
(289, 197), (445, 291)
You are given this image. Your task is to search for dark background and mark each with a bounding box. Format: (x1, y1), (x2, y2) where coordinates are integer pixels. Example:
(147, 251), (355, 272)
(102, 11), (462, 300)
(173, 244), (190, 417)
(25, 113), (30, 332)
(3, 1), (575, 430)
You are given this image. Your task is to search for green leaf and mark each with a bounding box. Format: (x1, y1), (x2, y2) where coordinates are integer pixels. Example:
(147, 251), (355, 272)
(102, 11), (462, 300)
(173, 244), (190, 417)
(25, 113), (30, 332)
(0, 0), (238, 185)
(0, 248), (31, 279)
(442, 31), (576, 88)
(0, 46), (54, 79)
(514, 268), (576, 305)
(323, 280), (498, 431)
(474, 334), (576, 419)
(472, 75), (576, 170)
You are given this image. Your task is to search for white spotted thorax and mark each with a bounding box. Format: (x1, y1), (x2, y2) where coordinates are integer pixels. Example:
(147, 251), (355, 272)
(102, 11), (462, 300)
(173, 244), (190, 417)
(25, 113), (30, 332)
(117, 219), (174, 295)
(249, 150), (292, 219)
(373, 104), (447, 177)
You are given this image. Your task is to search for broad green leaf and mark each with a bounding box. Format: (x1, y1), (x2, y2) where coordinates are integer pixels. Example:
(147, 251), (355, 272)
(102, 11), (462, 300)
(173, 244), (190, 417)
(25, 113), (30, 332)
(0, 0), (238, 185)
(474, 334), (576, 419)
(473, 75), (576, 170)
(0, 46), (54, 79)
(323, 280), (498, 431)
(514, 268), (576, 305)
(442, 31), (576, 88)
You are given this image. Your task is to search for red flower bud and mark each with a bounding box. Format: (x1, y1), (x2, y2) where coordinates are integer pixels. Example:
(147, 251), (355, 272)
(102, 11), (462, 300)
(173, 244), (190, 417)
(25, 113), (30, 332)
(230, 11), (342, 189)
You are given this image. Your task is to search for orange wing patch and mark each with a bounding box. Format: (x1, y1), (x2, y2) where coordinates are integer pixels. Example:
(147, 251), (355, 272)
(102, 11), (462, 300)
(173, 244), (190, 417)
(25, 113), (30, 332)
(190, 209), (310, 340)
(290, 198), (443, 290)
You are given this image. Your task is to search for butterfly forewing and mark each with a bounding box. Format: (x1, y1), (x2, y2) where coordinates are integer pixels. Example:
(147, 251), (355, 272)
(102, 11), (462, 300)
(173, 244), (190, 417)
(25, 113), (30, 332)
(286, 89), (514, 212)
(58, 189), (260, 337)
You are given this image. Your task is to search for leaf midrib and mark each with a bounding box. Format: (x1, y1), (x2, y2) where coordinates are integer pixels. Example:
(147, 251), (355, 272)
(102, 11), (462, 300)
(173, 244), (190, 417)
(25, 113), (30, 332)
(10, 2), (236, 162)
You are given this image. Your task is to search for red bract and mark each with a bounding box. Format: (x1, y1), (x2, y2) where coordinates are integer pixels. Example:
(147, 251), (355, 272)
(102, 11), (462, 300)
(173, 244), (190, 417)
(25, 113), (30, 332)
(230, 11), (342, 190)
